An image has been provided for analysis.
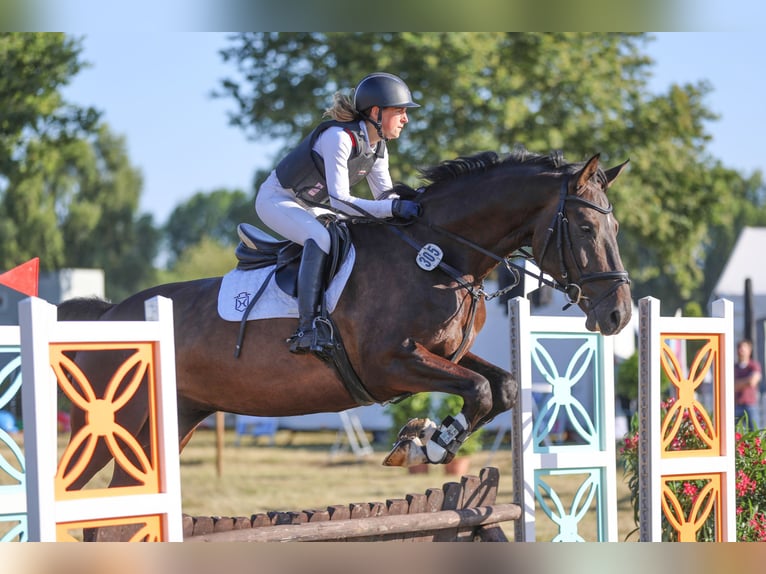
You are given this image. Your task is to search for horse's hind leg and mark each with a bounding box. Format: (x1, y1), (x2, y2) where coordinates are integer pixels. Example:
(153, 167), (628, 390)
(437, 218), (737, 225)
(65, 403), (149, 491)
(83, 405), (213, 541)
(84, 418), (154, 542)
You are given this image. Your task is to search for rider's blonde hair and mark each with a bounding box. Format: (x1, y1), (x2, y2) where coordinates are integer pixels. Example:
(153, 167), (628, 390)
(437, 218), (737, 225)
(323, 92), (359, 122)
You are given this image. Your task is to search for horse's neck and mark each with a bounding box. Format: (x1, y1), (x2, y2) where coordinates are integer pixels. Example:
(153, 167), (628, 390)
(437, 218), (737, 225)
(427, 176), (554, 275)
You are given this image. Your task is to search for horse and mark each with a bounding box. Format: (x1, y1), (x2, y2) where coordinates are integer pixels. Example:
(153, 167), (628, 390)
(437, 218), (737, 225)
(58, 147), (631, 493)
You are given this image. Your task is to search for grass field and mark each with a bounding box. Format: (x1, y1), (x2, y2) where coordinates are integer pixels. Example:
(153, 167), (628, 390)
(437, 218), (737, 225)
(1, 427), (639, 542)
(177, 428), (639, 542)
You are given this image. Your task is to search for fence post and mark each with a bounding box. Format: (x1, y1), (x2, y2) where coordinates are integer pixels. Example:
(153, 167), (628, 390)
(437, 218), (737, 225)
(638, 296), (736, 542)
(19, 295), (183, 542)
(510, 296), (618, 542)
(0, 325), (25, 541)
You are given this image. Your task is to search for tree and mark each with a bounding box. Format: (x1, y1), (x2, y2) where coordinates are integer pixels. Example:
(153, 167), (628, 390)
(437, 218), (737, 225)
(58, 125), (161, 302)
(0, 33), (99, 269)
(163, 188), (254, 267)
(159, 236), (237, 285)
(701, 166), (766, 304)
(217, 32), (763, 312)
(0, 33), (159, 302)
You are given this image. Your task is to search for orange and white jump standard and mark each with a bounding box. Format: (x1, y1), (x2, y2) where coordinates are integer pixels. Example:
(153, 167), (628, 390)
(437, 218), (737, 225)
(20, 295), (183, 542)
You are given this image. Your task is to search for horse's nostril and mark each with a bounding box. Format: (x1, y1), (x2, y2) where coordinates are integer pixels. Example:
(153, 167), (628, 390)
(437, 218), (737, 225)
(610, 310), (621, 330)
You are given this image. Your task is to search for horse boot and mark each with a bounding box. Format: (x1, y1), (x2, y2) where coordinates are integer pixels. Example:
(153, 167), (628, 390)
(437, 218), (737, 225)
(288, 239), (332, 354)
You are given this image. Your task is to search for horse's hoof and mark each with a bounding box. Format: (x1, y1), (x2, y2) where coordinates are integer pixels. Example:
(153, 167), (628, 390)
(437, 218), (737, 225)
(381, 417), (437, 467)
(382, 438), (428, 467)
(397, 417), (438, 441)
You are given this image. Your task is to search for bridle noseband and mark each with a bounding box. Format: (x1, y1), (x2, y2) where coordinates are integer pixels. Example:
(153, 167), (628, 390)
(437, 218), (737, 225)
(538, 176), (630, 311)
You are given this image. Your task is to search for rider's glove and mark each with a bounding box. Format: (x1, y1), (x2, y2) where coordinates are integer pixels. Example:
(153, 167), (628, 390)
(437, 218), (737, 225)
(391, 199), (423, 220)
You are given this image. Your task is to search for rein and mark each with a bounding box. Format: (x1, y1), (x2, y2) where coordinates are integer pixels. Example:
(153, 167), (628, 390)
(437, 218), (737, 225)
(298, 194), (488, 363)
(390, 174), (629, 338)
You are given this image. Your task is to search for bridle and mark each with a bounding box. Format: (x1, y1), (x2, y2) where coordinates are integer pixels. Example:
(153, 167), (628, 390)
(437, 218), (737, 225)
(404, 174), (629, 313)
(536, 176), (631, 311)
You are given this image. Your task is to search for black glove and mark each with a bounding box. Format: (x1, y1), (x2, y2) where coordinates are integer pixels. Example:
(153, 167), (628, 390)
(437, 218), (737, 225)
(392, 199), (422, 220)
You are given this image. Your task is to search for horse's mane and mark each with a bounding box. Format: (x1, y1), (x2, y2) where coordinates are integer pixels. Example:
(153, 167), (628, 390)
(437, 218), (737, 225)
(391, 146), (583, 197)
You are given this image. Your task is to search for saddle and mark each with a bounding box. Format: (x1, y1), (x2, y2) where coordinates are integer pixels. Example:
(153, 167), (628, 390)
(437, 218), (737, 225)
(232, 219), (375, 406)
(235, 219), (352, 298)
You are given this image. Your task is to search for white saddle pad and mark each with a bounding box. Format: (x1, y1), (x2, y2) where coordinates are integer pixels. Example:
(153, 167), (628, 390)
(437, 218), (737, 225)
(217, 245), (356, 322)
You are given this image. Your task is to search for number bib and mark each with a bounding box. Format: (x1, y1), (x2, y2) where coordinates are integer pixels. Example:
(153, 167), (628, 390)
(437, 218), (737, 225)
(416, 243), (443, 271)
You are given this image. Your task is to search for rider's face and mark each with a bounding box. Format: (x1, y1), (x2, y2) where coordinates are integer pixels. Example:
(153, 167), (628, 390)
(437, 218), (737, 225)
(375, 106), (409, 141)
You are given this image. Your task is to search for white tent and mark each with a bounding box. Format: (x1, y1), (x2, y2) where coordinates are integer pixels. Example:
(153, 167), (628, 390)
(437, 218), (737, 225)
(712, 226), (766, 362)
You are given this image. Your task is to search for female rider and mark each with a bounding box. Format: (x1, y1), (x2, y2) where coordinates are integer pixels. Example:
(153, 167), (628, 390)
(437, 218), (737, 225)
(255, 72), (422, 353)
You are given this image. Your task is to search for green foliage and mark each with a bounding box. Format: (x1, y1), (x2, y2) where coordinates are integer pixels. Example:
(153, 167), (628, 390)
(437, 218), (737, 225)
(0, 33), (159, 302)
(615, 351), (672, 403)
(217, 32), (766, 313)
(158, 236), (237, 284)
(734, 426), (766, 541)
(219, 33), (652, 183)
(56, 126), (160, 302)
(163, 188), (254, 266)
(615, 352), (641, 402)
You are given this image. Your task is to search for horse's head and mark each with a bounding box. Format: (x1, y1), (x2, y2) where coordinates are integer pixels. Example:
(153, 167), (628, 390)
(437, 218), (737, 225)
(532, 154), (632, 335)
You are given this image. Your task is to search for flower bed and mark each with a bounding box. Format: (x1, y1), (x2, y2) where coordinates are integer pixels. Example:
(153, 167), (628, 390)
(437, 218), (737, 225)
(621, 398), (766, 541)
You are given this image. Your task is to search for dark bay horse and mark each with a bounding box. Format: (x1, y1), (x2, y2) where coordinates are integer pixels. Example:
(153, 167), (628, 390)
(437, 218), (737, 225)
(58, 148), (631, 488)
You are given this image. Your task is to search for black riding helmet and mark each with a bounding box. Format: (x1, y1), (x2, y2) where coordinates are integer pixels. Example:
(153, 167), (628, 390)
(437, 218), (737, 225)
(353, 72), (419, 141)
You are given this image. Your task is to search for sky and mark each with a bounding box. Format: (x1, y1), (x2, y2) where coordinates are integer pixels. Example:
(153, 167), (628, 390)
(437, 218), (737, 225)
(60, 32), (766, 225)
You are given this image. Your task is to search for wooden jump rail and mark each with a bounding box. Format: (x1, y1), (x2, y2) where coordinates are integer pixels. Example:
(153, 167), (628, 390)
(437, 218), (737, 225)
(184, 467), (519, 542)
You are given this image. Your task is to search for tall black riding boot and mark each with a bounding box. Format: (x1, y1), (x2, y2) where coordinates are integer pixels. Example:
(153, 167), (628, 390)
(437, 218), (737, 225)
(288, 239), (331, 353)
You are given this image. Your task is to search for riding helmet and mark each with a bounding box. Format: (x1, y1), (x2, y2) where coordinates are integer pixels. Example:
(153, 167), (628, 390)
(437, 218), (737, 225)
(353, 72), (420, 112)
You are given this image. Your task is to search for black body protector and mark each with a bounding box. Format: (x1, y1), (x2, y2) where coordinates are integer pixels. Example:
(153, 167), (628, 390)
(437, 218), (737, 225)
(275, 120), (385, 205)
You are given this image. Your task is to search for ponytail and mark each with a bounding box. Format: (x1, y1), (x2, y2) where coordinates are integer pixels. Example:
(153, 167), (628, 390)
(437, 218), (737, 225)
(323, 92), (360, 122)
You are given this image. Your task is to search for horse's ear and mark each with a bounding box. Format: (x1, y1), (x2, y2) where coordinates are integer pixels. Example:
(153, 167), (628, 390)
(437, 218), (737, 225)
(603, 159), (630, 188)
(575, 154), (601, 191)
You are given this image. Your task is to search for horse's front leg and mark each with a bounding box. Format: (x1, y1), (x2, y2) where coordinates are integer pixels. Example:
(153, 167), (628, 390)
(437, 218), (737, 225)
(456, 352), (518, 428)
(381, 342), (493, 467)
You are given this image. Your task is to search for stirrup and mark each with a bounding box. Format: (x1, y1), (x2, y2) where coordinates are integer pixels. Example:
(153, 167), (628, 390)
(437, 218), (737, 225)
(311, 317), (334, 351)
(287, 328), (314, 354)
(287, 318), (334, 354)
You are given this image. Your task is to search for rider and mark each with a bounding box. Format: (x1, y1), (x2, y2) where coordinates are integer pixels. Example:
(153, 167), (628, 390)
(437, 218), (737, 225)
(255, 72), (423, 353)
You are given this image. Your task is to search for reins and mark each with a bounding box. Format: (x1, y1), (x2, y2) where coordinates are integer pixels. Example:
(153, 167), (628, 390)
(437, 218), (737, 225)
(296, 170), (629, 362)
(296, 194), (487, 362)
(384, 173), (630, 349)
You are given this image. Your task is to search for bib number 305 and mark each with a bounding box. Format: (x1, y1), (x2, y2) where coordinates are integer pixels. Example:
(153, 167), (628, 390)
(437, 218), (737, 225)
(416, 243), (443, 271)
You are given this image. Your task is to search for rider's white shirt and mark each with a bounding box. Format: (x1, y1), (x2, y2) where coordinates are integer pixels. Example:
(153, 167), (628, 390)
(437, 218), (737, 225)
(312, 121), (395, 219)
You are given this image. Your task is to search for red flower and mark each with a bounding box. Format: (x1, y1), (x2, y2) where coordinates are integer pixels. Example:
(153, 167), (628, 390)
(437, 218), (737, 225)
(736, 470), (757, 496)
(682, 482), (699, 498)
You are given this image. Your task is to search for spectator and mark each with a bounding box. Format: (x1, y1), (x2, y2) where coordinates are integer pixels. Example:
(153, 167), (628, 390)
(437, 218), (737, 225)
(734, 339), (762, 430)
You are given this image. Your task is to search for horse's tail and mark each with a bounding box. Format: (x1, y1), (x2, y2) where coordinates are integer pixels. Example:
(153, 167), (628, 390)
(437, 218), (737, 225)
(57, 297), (115, 321)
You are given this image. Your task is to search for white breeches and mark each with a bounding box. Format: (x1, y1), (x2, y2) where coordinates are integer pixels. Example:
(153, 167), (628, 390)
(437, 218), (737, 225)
(255, 171), (332, 254)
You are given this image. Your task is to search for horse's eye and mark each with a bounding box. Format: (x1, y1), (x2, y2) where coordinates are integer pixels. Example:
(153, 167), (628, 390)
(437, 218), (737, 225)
(580, 225), (592, 234)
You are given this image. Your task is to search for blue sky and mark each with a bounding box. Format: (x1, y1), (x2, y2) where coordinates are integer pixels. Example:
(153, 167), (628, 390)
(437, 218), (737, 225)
(61, 32), (765, 224)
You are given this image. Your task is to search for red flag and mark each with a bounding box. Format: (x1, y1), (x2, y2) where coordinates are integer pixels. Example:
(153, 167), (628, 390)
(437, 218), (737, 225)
(0, 257), (39, 297)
